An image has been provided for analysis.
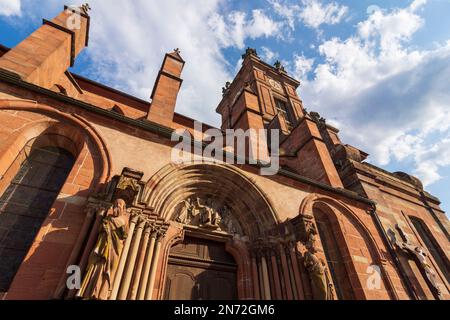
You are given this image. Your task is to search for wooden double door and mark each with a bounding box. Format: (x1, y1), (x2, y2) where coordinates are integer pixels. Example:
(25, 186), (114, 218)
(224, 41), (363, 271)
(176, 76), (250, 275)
(164, 236), (238, 300)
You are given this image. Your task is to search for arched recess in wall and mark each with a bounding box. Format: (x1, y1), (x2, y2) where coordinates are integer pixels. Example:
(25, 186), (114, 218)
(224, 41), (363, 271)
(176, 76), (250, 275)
(299, 194), (392, 300)
(0, 99), (112, 296)
(0, 99), (112, 188)
(143, 161), (279, 299)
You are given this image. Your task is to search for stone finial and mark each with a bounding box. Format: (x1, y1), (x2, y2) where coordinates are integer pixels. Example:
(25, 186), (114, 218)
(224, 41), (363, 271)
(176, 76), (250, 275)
(241, 47), (258, 60)
(81, 3), (91, 14)
(274, 60), (286, 72)
(309, 111), (326, 124)
(174, 48), (181, 55)
(222, 81), (231, 96)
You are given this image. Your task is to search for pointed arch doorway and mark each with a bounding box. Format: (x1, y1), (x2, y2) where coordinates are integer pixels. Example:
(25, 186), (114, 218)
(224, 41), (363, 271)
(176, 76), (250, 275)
(163, 236), (238, 300)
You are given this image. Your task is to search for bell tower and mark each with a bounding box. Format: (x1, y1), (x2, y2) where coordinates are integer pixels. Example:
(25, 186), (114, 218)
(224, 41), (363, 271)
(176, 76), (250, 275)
(216, 48), (304, 135)
(216, 48), (343, 187)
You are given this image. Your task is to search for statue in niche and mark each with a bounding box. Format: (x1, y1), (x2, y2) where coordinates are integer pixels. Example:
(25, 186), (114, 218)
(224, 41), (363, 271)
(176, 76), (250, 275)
(77, 198), (129, 300)
(304, 242), (335, 300)
(177, 198), (193, 225)
(388, 225), (442, 298)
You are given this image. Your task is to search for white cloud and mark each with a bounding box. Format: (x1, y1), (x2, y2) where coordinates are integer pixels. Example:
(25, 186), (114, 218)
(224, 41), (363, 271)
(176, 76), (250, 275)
(299, 0), (348, 29)
(269, 0), (348, 32)
(298, 0), (450, 187)
(409, 0), (427, 12)
(0, 0), (21, 16)
(261, 46), (279, 62)
(268, 0), (299, 30)
(247, 9), (281, 39)
(292, 54), (314, 81)
(209, 9), (281, 49)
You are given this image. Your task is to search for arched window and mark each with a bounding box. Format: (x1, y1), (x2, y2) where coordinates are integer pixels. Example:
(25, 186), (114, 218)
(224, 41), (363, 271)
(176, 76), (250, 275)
(313, 207), (355, 300)
(0, 145), (75, 292)
(410, 216), (450, 283)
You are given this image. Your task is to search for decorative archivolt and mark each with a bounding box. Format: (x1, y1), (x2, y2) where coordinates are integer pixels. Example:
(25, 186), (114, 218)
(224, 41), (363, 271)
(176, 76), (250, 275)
(142, 162), (279, 239)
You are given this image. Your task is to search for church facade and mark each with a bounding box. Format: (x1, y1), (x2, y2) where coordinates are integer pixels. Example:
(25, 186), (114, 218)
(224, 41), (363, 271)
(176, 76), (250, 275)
(0, 6), (449, 300)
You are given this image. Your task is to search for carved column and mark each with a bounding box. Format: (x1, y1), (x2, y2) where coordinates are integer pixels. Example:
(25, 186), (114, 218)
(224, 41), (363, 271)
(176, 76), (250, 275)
(137, 227), (157, 300)
(286, 247), (299, 300)
(288, 240), (305, 300)
(129, 223), (152, 300)
(145, 227), (167, 300)
(118, 214), (146, 300)
(110, 213), (139, 300)
(269, 247), (283, 300)
(279, 243), (294, 300)
(258, 248), (271, 300)
(251, 254), (261, 300)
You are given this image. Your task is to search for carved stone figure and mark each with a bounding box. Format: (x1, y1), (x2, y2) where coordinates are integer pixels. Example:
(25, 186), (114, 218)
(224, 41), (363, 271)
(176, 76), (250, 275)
(241, 47), (258, 59)
(175, 197), (243, 235)
(406, 246), (441, 295)
(222, 81), (231, 96)
(388, 225), (442, 298)
(176, 198), (193, 224)
(304, 243), (334, 300)
(81, 3), (91, 14)
(298, 214), (319, 251)
(274, 60), (286, 72)
(219, 205), (239, 234)
(77, 198), (129, 300)
(199, 198), (220, 229)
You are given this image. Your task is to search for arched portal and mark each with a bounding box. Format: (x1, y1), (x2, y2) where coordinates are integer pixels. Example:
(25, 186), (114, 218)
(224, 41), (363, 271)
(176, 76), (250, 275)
(143, 162), (279, 300)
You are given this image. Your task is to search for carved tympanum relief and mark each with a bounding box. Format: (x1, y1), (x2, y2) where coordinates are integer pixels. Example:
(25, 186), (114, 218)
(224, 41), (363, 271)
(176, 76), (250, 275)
(175, 197), (243, 236)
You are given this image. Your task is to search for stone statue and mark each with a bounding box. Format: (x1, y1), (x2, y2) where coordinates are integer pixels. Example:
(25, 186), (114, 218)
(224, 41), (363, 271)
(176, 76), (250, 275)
(222, 81), (231, 96)
(199, 198), (220, 229)
(219, 205), (239, 234)
(77, 199), (129, 300)
(274, 60), (286, 72)
(81, 3), (91, 14)
(241, 47), (258, 59)
(177, 198), (193, 224)
(388, 225), (442, 298)
(175, 197), (245, 234)
(304, 243), (333, 300)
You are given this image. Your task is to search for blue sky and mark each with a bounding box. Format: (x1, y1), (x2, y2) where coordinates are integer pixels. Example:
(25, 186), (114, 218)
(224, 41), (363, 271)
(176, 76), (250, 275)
(0, 0), (449, 214)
